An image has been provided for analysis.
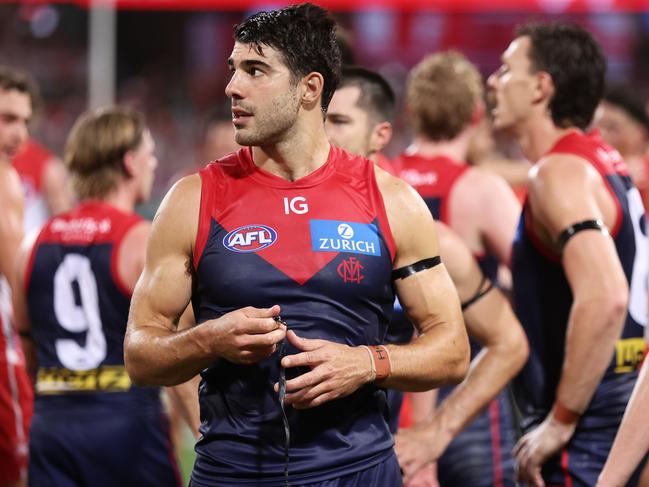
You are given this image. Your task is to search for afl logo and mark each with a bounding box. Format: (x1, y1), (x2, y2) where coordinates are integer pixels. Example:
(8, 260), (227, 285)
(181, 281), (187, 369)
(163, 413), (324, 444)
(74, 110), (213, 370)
(223, 224), (278, 253)
(337, 223), (354, 239)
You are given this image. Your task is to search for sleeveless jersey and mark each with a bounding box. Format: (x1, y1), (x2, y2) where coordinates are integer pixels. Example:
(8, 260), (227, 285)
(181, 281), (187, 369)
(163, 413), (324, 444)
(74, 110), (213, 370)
(12, 139), (54, 234)
(512, 131), (648, 430)
(396, 153), (499, 280)
(191, 146), (397, 485)
(25, 201), (161, 415)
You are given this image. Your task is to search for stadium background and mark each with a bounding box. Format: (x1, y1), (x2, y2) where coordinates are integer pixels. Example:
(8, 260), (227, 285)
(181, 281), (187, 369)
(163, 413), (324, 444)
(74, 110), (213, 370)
(1, 0), (648, 483)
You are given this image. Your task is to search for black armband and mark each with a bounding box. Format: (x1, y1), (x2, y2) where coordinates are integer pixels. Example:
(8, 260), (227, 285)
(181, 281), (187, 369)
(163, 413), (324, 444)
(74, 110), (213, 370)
(392, 256), (441, 281)
(461, 275), (495, 311)
(556, 219), (608, 251)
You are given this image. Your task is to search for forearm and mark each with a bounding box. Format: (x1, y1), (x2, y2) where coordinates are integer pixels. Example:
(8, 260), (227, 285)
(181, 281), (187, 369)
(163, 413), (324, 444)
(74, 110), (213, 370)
(597, 360), (649, 487)
(408, 389), (437, 425)
(125, 322), (216, 387)
(382, 320), (469, 391)
(167, 375), (201, 438)
(430, 341), (525, 445)
(556, 296), (627, 413)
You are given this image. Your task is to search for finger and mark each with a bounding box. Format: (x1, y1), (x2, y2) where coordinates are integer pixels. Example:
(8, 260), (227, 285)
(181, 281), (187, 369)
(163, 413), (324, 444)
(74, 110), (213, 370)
(240, 328), (287, 350)
(282, 366), (328, 392)
(285, 329), (328, 352)
(243, 317), (286, 335)
(243, 304), (281, 319)
(512, 435), (528, 458)
(532, 466), (545, 487)
(281, 349), (328, 369)
(286, 380), (335, 408)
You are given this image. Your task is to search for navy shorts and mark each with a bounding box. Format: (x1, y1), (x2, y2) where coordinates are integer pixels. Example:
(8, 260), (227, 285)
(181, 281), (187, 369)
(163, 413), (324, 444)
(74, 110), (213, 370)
(437, 390), (517, 487)
(29, 408), (181, 487)
(541, 425), (647, 487)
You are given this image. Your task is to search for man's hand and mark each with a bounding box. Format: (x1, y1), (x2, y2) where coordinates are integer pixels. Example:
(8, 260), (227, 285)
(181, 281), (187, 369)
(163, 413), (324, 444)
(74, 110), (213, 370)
(406, 463), (440, 487)
(513, 415), (576, 487)
(209, 305), (286, 365)
(276, 330), (374, 408)
(395, 421), (449, 485)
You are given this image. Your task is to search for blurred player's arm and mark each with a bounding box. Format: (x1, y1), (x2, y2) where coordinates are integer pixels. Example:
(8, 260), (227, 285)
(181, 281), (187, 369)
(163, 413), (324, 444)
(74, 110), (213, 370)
(515, 154), (629, 486)
(166, 306), (201, 437)
(396, 223), (528, 484)
(280, 172), (470, 409)
(0, 165), (25, 293)
(597, 358), (649, 487)
(125, 175), (286, 387)
(474, 168), (521, 265)
(42, 156), (73, 215)
(12, 232), (38, 378)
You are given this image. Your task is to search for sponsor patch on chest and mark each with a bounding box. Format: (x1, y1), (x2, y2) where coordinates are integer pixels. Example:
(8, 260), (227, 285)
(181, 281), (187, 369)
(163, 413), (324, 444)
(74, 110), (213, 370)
(310, 220), (381, 256)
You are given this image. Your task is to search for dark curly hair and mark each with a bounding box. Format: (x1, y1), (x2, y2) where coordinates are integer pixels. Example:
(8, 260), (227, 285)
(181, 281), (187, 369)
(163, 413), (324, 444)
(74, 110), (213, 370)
(234, 3), (342, 113)
(516, 22), (606, 130)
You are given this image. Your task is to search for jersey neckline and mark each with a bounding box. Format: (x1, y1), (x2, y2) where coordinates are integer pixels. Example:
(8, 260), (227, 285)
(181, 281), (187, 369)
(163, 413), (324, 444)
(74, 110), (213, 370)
(239, 145), (337, 189)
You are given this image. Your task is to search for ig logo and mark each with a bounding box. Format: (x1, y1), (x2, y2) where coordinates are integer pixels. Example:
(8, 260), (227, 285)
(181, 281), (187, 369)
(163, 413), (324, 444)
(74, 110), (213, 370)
(337, 223), (354, 239)
(283, 196), (309, 215)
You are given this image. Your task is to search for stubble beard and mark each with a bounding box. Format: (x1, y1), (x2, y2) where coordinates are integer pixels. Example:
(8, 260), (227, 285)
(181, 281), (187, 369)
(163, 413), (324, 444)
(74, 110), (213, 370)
(234, 89), (300, 147)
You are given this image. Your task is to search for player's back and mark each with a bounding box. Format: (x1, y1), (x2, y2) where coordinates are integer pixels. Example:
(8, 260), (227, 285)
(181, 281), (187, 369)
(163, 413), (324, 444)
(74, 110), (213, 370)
(26, 201), (161, 415)
(512, 130), (647, 430)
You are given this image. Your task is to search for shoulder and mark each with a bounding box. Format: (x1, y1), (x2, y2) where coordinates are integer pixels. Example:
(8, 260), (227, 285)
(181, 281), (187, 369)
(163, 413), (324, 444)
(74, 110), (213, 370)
(0, 163), (24, 208)
(529, 153), (596, 197)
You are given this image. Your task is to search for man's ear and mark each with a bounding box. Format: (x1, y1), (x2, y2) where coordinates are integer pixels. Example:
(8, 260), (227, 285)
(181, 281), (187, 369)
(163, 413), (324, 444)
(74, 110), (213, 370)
(369, 121), (393, 153)
(470, 101), (486, 127)
(122, 151), (137, 178)
(534, 71), (554, 106)
(301, 72), (324, 109)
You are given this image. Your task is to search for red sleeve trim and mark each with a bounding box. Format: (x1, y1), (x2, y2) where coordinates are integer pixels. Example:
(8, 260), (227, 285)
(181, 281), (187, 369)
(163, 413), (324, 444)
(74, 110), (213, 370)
(193, 165), (215, 272)
(110, 214), (144, 298)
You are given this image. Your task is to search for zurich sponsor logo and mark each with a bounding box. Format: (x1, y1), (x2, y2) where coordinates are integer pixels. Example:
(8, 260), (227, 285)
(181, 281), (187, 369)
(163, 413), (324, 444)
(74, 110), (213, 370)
(223, 224), (277, 253)
(310, 219), (381, 256)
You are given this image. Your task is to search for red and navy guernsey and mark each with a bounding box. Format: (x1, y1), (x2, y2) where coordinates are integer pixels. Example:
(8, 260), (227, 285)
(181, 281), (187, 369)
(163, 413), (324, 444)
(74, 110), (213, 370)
(191, 146), (397, 485)
(512, 130), (648, 432)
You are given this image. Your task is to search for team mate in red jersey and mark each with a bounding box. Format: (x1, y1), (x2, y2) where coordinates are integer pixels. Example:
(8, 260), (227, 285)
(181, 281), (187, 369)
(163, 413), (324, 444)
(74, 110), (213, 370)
(125, 4), (469, 486)
(391, 51), (521, 487)
(12, 107), (197, 487)
(0, 67), (35, 487)
(395, 52), (520, 281)
(488, 22), (649, 486)
(326, 65), (528, 487)
(12, 138), (73, 234)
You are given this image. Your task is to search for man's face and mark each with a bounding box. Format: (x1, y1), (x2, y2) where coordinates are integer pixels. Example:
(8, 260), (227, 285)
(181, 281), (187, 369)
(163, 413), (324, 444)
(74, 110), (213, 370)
(130, 130), (158, 204)
(225, 42), (301, 146)
(0, 88), (31, 162)
(325, 85), (373, 157)
(594, 101), (648, 157)
(487, 36), (538, 133)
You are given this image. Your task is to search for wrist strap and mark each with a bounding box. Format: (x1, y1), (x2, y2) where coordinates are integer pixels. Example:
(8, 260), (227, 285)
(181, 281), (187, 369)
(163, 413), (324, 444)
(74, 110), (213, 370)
(552, 401), (580, 425)
(364, 345), (391, 383)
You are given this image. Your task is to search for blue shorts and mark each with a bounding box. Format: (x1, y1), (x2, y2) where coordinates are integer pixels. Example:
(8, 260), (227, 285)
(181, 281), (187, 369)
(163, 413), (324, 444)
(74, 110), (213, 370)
(29, 408), (181, 487)
(437, 390), (517, 487)
(541, 425), (647, 487)
(190, 453), (402, 487)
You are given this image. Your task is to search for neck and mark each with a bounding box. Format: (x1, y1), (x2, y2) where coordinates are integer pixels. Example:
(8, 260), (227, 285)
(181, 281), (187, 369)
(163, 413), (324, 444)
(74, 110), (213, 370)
(408, 129), (472, 163)
(251, 114), (331, 181)
(515, 114), (579, 162)
(97, 184), (137, 213)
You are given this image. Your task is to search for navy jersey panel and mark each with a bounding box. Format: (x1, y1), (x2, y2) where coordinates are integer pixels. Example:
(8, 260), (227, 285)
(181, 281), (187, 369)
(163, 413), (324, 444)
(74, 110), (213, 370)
(25, 202), (161, 413)
(512, 131), (647, 431)
(191, 147), (397, 484)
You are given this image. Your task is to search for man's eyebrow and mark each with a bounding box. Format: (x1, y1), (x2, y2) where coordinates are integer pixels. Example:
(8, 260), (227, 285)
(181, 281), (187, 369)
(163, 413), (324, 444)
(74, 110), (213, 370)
(227, 58), (273, 71)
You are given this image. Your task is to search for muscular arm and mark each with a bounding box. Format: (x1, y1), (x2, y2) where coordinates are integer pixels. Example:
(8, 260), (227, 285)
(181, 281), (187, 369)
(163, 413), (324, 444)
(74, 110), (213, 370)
(124, 175), (286, 386)
(597, 359), (649, 487)
(13, 232), (38, 378)
(379, 173), (470, 391)
(396, 223), (528, 482)
(42, 157), (73, 215)
(515, 154), (629, 486)
(532, 155), (628, 416)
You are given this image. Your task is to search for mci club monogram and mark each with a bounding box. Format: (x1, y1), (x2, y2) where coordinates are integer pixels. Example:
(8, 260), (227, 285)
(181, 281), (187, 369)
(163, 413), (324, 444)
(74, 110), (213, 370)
(310, 219), (381, 256)
(337, 257), (364, 284)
